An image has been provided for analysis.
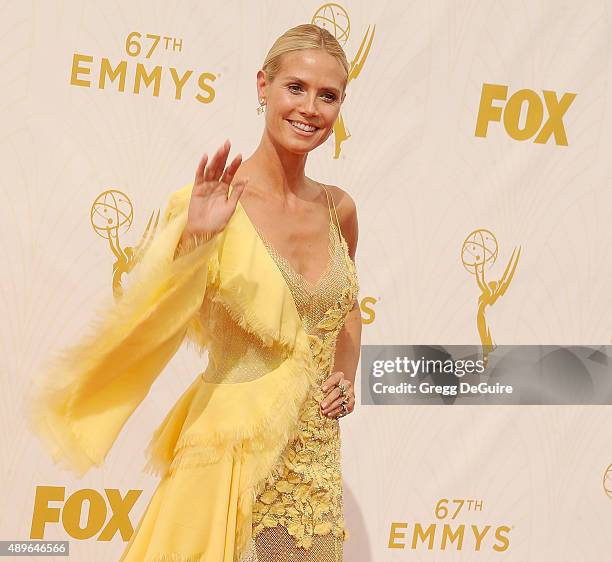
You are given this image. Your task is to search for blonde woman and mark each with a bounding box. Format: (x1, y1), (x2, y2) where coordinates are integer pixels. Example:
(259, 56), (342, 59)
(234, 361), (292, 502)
(29, 23), (361, 562)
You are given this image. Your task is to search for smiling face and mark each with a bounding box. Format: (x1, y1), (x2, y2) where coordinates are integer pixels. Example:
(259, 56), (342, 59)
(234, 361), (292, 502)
(257, 48), (347, 155)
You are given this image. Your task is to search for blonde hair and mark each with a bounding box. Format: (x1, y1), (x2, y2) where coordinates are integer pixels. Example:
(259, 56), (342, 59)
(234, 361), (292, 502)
(262, 24), (349, 91)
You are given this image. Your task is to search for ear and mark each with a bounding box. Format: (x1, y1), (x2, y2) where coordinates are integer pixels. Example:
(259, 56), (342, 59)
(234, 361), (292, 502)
(256, 69), (267, 100)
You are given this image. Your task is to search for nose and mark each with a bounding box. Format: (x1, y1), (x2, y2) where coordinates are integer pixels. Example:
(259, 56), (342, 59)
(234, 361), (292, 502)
(300, 92), (319, 116)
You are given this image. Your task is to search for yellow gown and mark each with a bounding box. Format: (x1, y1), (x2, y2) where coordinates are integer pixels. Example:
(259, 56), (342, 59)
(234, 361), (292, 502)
(26, 182), (359, 562)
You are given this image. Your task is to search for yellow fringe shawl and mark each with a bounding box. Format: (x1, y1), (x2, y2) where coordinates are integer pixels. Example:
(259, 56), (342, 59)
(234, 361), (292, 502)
(26, 182), (318, 562)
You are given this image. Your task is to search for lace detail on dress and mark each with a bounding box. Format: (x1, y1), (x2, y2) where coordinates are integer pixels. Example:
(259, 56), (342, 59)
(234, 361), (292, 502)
(248, 185), (359, 561)
(253, 220), (345, 334)
(255, 219), (336, 293)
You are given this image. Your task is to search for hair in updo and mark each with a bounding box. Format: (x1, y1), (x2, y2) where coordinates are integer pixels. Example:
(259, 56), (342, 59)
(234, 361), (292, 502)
(262, 24), (349, 90)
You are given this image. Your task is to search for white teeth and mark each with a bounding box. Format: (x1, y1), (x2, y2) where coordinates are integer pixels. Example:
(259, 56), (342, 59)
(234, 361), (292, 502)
(289, 120), (317, 132)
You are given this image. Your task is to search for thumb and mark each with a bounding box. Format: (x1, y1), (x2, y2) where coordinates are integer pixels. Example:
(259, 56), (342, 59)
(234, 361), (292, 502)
(229, 178), (248, 206)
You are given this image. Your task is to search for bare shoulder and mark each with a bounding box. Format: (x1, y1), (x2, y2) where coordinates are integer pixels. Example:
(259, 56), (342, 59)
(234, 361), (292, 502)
(326, 185), (357, 221)
(325, 184), (359, 260)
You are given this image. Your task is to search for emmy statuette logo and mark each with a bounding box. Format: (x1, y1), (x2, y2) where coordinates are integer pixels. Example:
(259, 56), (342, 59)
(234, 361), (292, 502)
(312, 3), (375, 158)
(461, 229), (521, 366)
(603, 463), (612, 499)
(90, 190), (160, 299)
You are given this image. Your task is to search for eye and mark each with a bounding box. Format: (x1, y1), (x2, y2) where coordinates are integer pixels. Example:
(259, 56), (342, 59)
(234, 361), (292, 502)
(287, 84), (337, 103)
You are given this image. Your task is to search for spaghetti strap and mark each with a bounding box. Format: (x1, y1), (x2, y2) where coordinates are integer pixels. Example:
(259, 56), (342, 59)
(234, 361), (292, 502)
(320, 183), (342, 238)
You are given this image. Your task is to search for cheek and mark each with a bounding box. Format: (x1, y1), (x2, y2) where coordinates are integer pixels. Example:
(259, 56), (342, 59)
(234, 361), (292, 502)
(273, 93), (298, 115)
(322, 106), (341, 126)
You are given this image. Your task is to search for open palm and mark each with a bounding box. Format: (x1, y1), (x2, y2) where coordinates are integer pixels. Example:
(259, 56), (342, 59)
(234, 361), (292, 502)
(183, 139), (248, 239)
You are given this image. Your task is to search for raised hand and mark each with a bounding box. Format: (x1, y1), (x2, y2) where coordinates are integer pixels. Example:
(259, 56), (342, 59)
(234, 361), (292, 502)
(180, 140), (248, 245)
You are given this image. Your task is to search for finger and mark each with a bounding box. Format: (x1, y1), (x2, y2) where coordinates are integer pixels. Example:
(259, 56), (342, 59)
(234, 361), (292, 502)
(327, 402), (351, 419)
(205, 140), (231, 182)
(203, 142), (227, 182)
(219, 153), (242, 187)
(322, 392), (353, 415)
(322, 397), (343, 415)
(327, 396), (354, 418)
(321, 388), (340, 411)
(212, 140), (231, 181)
(194, 153), (208, 185)
(326, 406), (343, 418)
(202, 142), (226, 182)
(322, 371), (344, 392)
(203, 144), (224, 182)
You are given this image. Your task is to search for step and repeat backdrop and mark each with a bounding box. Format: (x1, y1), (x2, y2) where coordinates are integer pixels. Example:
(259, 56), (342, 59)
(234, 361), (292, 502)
(2, 1), (611, 560)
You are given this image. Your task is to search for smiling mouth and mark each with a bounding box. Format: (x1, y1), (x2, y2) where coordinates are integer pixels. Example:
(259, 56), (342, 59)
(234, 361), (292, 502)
(287, 119), (319, 133)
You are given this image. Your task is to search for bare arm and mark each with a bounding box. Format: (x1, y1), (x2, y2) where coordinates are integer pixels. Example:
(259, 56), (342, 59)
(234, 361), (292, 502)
(333, 190), (361, 388)
(321, 188), (362, 419)
(334, 301), (362, 389)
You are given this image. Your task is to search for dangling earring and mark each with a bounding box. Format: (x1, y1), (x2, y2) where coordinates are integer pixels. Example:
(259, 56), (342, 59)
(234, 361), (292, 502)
(257, 97), (266, 115)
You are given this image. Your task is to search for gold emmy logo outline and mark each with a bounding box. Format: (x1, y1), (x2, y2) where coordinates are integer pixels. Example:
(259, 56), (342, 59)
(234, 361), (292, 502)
(603, 463), (612, 500)
(461, 229), (521, 366)
(312, 3), (375, 159)
(90, 189), (159, 299)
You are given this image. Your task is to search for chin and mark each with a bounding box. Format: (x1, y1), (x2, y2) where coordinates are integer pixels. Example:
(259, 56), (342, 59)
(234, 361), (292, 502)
(288, 140), (322, 155)
(274, 132), (320, 155)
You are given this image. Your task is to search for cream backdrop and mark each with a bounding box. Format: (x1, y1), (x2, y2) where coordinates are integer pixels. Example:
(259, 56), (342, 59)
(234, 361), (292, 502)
(1, 0), (611, 560)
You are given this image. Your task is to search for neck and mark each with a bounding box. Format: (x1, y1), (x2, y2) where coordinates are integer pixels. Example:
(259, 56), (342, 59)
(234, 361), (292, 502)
(243, 130), (311, 201)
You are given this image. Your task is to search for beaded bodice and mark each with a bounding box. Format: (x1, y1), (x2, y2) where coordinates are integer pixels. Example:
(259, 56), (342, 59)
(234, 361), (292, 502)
(247, 185), (360, 561)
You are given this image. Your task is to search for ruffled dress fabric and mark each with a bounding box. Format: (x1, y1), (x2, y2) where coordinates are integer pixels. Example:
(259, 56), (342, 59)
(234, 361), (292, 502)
(25, 182), (359, 562)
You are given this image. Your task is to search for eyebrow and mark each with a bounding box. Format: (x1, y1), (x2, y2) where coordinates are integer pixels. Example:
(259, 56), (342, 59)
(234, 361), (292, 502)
(283, 76), (342, 96)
